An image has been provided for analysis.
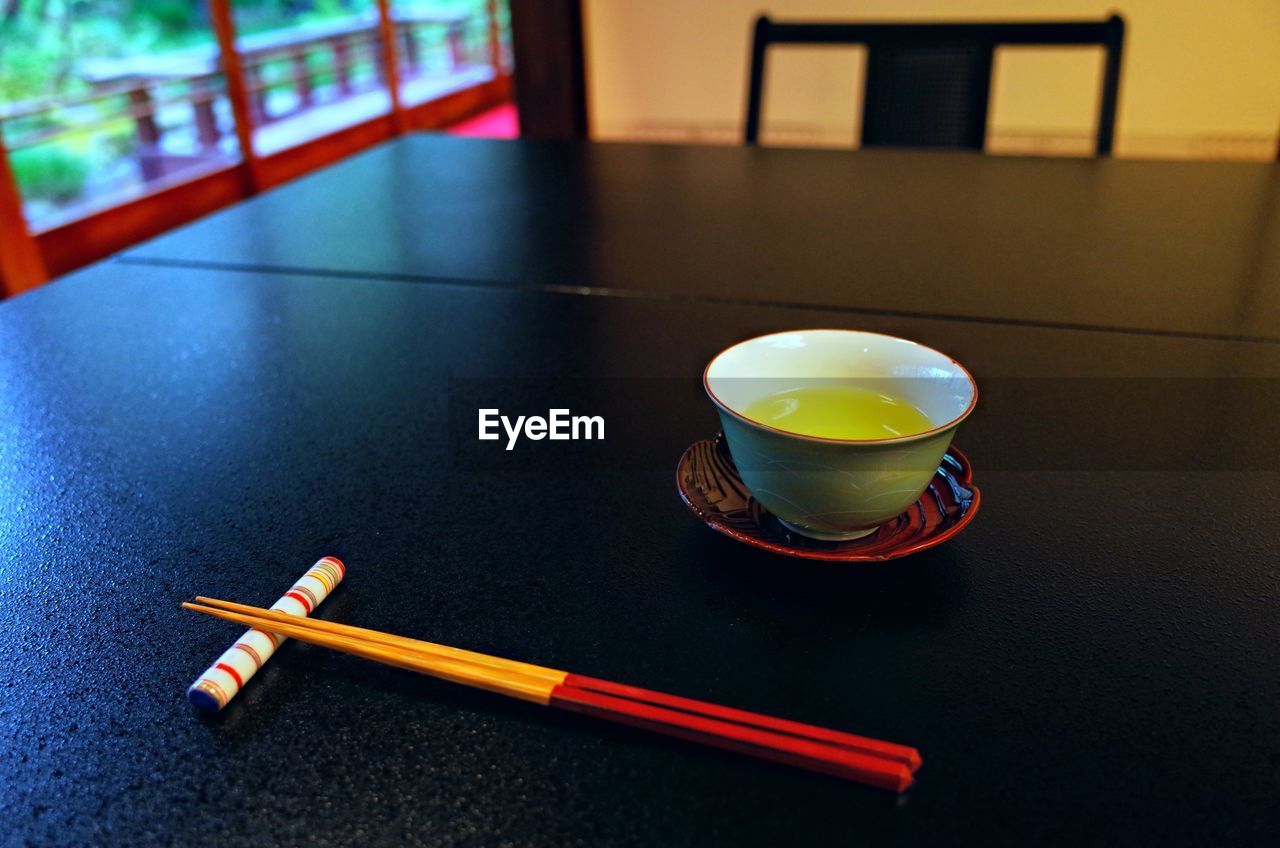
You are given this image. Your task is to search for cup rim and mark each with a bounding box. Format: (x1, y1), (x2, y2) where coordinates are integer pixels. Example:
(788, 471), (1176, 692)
(702, 328), (979, 446)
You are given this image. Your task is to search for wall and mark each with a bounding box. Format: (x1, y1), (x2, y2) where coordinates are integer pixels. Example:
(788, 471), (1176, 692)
(583, 0), (1280, 159)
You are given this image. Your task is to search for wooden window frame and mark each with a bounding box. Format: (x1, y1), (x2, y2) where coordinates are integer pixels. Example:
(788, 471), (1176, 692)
(0, 133), (46, 295)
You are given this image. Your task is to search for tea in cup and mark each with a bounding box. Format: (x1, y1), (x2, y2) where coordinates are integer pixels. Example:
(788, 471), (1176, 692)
(703, 330), (977, 540)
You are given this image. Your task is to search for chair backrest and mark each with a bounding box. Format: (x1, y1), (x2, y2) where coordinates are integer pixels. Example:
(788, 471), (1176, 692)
(744, 15), (1125, 155)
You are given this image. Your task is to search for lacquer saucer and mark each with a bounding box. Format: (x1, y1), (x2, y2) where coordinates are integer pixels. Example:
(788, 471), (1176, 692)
(677, 433), (980, 562)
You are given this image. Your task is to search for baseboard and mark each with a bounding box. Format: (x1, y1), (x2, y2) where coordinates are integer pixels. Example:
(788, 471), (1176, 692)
(594, 122), (1278, 161)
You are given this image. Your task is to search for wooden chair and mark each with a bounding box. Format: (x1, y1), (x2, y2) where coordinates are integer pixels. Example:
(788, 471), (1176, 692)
(744, 15), (1125, 155)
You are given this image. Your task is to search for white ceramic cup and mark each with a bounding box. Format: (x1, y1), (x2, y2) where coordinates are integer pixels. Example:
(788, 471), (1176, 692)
(703, 329), (977, 541)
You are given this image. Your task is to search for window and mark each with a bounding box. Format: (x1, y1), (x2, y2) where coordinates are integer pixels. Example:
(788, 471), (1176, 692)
(0, 0), (513, 290)
(231, 0), (391, 156)
(0, 1), (239, 230)
(394, 0), (509, 108)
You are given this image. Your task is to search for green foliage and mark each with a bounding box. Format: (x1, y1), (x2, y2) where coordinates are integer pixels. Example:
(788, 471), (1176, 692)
(0, 2), (207, 83)
(139, 1), (204, 37)
(10, 144), (92, 203)
(0, 18), (72, 102)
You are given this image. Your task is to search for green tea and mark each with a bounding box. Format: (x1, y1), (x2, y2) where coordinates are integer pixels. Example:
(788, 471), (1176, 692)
(741, 385), (932, 440)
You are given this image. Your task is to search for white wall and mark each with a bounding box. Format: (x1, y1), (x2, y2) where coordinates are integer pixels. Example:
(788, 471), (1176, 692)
(584, 0), (1280, 158)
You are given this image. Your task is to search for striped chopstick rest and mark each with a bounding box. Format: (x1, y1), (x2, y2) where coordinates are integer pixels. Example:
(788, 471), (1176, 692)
(186, 556), (345, 711)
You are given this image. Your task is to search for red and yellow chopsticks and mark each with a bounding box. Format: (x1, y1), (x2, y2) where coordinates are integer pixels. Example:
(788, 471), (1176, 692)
(183, 598), (921, 791)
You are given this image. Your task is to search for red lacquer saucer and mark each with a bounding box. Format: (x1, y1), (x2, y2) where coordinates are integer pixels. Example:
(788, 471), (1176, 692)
(677, 434), (981, 562)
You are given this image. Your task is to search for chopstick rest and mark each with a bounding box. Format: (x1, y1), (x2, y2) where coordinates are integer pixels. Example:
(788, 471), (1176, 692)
(186, 557), (345, 711)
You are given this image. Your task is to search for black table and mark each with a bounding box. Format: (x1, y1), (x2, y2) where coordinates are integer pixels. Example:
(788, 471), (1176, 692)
(122, 134), (1280, 342)
(3, 256), (1279, 846)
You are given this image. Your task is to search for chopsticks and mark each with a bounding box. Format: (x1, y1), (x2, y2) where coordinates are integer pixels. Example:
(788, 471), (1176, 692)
(183, 597), (921, 791)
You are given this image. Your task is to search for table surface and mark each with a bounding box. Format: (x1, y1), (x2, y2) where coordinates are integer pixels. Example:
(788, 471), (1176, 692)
(122, 134), (1280, 343)
(4, 252), (1280, 846)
